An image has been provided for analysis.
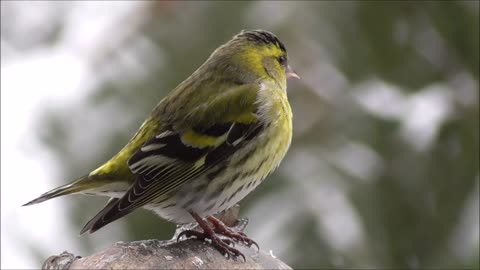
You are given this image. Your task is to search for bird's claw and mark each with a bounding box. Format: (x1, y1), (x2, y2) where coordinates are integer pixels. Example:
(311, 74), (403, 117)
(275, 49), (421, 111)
(177, 229), (245, 261)
(212, 225), (259, 251)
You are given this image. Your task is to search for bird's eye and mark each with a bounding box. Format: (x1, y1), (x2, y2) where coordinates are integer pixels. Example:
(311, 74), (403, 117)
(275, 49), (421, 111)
(278, 56), (287, 67)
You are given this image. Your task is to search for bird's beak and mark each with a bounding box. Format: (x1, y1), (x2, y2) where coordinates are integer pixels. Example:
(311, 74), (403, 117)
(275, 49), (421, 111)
(286, 64), (300, 80)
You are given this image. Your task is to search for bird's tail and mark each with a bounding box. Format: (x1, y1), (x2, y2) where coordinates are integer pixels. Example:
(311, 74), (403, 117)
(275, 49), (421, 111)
(22, 175), (91, 206)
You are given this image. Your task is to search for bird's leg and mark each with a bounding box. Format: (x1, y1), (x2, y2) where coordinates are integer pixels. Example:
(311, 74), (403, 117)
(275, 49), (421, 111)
(207, 215), (259, 250)
(177, 211), (246, 261)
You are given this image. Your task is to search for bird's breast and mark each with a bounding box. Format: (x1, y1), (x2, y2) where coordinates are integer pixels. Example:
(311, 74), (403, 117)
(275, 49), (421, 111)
(143, 82), (293, 223)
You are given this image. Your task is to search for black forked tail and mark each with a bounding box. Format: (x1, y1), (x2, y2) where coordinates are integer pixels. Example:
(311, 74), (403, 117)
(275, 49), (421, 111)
(80, 197), (132, 234)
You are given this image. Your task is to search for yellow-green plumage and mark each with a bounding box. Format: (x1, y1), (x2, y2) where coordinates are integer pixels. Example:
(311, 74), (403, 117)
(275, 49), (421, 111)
(24, 30), (297, 237)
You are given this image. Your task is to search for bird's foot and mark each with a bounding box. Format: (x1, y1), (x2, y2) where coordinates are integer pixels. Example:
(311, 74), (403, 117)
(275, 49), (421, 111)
(177, 211), (247, 261)
(177, 229), (245, 261)
(207, 215), (259, 250)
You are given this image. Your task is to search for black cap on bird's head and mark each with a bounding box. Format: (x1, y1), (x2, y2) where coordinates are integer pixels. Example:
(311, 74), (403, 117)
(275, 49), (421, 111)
(236, 30), (287, 54)
(234, 30), (300, 80)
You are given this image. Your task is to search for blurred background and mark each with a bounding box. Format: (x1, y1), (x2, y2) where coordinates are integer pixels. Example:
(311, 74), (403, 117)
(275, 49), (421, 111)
(1, 1), (478, 269)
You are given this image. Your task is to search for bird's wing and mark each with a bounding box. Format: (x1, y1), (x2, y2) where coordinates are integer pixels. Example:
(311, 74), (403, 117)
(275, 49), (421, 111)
(81, 83), (264, 234)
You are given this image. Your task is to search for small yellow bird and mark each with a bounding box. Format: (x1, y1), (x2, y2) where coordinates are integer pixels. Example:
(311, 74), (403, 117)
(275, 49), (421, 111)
(24, 29), (299, 259)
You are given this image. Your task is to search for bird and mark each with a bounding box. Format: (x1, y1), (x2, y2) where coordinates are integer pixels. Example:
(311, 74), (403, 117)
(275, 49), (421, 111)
(23, 29), (299, 260)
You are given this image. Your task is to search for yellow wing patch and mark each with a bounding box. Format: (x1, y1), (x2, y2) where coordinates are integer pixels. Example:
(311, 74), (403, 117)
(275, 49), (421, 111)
(181, 130), (227, 148)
